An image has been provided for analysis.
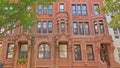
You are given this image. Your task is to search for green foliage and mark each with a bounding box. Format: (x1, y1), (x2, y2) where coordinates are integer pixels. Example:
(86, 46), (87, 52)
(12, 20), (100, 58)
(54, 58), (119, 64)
(17, 58), (27, 64)
(102, 0), (120, 28)
(0, 0), (58, 34)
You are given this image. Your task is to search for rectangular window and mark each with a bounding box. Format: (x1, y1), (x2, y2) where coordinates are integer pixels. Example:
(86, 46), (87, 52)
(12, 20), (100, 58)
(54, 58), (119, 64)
(59, 4), (64, 12)
(77, 4), (82, 15)
(38, 4), (42, 14)
(0, 44), (2, 55)
(43, 6), (47, 14)
(84, 22), (90, 35)
(43, 21), (47, 33)
(82, 4), (87, 15)
(48, 5), (52, 14)
(74, 45), (82, 61)
(72, 4), (76, 15)
(94, 21), (98, 34)
(79, 22), (84, 35)
(48, 22), (52, 33)
(59, 44), (67, 58)
(7, 44), (14, 59)
(87, 45), (94, 61)
(73, 22), (78, 34)
(19, 43), (28, 58)
(94, 4), (100, 15)
(37, 21), (41, 33)
(61, 22), (65, 32)
(118, 49), (120, 61)
(0, 27), (4, 34)
(57, 23), (59, 32)
(99, 21), (104, 34)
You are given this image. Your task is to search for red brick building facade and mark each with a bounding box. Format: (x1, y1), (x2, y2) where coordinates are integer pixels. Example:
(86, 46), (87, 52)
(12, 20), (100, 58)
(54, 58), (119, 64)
(0, 0), (120, 68)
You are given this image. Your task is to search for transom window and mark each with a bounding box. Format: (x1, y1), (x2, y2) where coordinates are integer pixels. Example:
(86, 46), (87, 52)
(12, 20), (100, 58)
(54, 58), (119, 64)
(7, 44), (14, 59)
(59, 43), (68, 59)
(38, 44), (50, 59)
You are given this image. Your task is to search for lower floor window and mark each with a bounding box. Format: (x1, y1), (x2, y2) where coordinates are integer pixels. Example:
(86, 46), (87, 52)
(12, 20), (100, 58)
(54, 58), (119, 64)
(74, 45), (82, 61)
(19, 43), (28, 58)
(59, 44), (68, 59)
(7, 44), (14, 59)
(87, 45), (94, 61)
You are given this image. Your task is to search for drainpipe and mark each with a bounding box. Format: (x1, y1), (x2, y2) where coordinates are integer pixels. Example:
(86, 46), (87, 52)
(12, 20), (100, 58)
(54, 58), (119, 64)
(30, 33), (35, 68)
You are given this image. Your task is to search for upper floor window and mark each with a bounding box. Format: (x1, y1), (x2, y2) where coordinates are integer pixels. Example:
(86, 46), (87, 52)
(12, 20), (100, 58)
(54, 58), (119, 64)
(38, 44), (50, 59)
(77, 4), (82, 15)
(94, 4), (100, 15)
(37, 21), (41, 33)
(99, 21), (104, 34)
(6, 22), (16, 34)
(73, 22), (90, 35)
(59, 4), (64, 12)
(0, 27), (5, 34)
(38, 4), (42, 14)
(82, 4), (87, 16)
(74, 45), (82, 61)
(38, 4), (53, 14)
(72, 4), (76, 15)
(94, 21), (98, 34)
(0, 44), (2, 55)
(7, 44), (14, 59)
(37, 21), (53, 33)
(19, 43), (28, 58)
(43, 21), (47, 33)
(113, 28), (120, 39)
(43, 6), (47, 14)
(72, 4), (87, 16)
(84, 22), (90, 35)
(73, 22), (78, 34)
(59, 43), (68, 59)
(48, 5), (53, 14)
(87, 45), (94, 61)
(48, 22), (53, 33)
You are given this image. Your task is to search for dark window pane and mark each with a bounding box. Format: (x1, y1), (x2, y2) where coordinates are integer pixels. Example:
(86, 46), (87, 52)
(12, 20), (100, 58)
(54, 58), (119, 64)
(59, 44), (67, 58)
(61, 22), (65, 32)
(43, 7), (47, 14)
(94, 21), (98, 34)
(72, 4), (76, 15)
(7, 44), (14, 59)
(82, 4), (87, 15)
(48, 22), (52, 33)
(74, 45), (82, 61)
(113, 28), (118, 35)
(73, 22), (78, 34)
(99, 21), (104, 34)
(60, 4), (64, 12)
(57, 23), (59, 32)
(43, 21), (47, 33)
(48, 5), (52, 14)
(87, 45), (94, 61)
(79, 22), (84, 35)
(19, 44), (28, 58)
(94, 4), (100, 15)
(77, 4), (82, 15)
(38, 44), (50, 59)
(84, 22), (90, 35)
(38, 4), (42, 14)
(37, 21), (41, 33)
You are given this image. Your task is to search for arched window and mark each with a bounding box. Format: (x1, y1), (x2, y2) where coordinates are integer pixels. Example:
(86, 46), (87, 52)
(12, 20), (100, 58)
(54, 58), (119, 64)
(38, 44), (50, 59)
